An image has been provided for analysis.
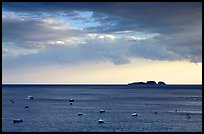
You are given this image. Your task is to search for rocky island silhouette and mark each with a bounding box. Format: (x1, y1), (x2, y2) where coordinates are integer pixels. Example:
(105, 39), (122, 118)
(128, 81), (166, 86)
(127, 81), (201, 89)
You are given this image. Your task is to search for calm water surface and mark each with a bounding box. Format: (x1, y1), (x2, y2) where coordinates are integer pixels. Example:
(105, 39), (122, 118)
(2, 85), (202, 132)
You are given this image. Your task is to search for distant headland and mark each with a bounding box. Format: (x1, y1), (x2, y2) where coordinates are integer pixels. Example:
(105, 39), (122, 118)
(127, 81), (202, 89)
(128, 81), (166, 86)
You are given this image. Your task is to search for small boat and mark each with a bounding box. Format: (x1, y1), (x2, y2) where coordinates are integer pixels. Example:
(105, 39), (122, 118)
(186, 113), (191, 118)
(9, 100), (15, 103)
(27, 96), (34, 100)
(154, 112), (158, 114)
(69, 99), (74, 102)
(98, 119), (104, 124)
(25, 106), (29, 108)
(131, 113), (138, 116)
(70, 102), (73, 105)
(13, 119), (23, 123)
(99, 110), (105, 113)
(78, 113), (84, 116)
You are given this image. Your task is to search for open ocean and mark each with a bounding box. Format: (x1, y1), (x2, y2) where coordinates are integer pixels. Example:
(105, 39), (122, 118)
(2, 85), (202, 132)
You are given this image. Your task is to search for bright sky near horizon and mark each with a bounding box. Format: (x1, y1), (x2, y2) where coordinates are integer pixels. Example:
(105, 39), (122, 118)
(2, 2), (202, 84)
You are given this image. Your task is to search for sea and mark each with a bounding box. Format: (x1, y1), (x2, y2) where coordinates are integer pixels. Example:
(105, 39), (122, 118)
(2, 85), (202, 132)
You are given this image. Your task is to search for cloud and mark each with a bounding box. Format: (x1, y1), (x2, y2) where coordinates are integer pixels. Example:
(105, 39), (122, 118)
(3, 2), (201, 33)
(2, 48), (37, 57)
(127, 36), (146, 41)
(2, 14), (87, 49)
(2, 2), (202, 66)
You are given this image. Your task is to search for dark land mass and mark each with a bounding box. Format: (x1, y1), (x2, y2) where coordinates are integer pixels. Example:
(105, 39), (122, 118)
(127, 81), (201, 89)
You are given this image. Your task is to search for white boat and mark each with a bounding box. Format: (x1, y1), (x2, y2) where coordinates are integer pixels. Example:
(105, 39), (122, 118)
(99, 110), (105, 113)
(78, 113), (84, 116)
(98, 119), (104, 123)
(131, 113), (138, 116)
(9, 100), (15, 103)
(27, 96), (34, 100)
(13, 119), (23, 123)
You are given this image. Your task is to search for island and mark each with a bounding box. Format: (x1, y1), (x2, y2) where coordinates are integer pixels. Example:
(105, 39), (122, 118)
(128, 81), (166, 87)
(127, 81), (201, 89)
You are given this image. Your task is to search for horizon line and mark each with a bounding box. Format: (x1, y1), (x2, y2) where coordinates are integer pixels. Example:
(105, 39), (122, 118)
(2, 83), (202, 86)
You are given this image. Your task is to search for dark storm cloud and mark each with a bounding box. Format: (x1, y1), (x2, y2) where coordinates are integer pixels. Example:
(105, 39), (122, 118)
(2, 2), (115, 12)
(3, 2), (201, 33)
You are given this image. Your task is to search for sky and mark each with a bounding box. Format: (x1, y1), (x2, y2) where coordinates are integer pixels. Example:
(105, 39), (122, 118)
(2, 2), (202, 84)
